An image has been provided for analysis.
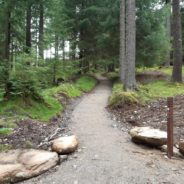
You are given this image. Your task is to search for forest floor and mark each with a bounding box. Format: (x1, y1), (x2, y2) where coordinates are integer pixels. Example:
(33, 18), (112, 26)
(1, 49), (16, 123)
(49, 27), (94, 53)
(20, 77), (184, 184)
(0, 98), (78, 151)
(110, 95), (184, 145)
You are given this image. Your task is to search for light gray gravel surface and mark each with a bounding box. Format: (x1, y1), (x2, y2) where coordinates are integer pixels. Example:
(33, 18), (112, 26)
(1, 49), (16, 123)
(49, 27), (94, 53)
(20, 79), (184, 184)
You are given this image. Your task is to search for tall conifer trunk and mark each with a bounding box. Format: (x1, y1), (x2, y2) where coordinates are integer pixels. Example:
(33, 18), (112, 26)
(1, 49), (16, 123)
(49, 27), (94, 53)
(4, 8), (11, 60)
(25, 4), (32, 54)
(172, 0), (183, 82)
(165, 0), (171, 67)
(39, 2), (44, 59)
(120, 0), (125, 83)
(120, 0), (136, 90)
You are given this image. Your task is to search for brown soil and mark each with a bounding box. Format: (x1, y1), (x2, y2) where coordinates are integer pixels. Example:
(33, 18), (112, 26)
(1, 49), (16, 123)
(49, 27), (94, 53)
(0, 97), (80, 150)
(136, 70), (168, 84)
(109, 95), (184, 144)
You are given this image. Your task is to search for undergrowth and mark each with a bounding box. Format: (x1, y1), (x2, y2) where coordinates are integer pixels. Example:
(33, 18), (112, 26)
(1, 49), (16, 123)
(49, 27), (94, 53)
(0, 76), (97, 124)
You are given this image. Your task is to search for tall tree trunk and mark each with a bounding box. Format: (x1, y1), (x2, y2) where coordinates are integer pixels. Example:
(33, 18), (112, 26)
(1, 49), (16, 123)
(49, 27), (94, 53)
(39, 2), (44, 59)
(4, 8), (11, 61)
(120, 0), (126, 83)
(3, 4), (12, 100)
(124, 0), (136, 90)
(62, 39), (65, 61)
(172, 0), (183, 82)
(55, 34), (59, 60)
(25, 4), (32, 54)
(165, 0), (171, 67)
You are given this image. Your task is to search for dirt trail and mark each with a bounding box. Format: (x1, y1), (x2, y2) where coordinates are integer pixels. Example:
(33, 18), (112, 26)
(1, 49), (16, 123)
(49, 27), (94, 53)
(21, 78), (184, 184)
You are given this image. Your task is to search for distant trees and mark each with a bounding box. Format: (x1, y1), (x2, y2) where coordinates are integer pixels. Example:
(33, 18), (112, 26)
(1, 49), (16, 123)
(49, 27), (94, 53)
(136, 0), (170, 67)
(0, 0), (183, 96)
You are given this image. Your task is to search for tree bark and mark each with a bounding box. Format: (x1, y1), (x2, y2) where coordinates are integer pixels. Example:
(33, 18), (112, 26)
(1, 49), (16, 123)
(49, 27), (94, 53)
(25, 4), (32, 54)
(39, 2), (44, 59)
(172, 0), (183, 82)
(124, 0), (136, 90)
(4, 7), (11, 61)
(120, 0), (126, 83)
(55, 33), (59, 60)
(62, 39), (65, 61)
(165, 0), (171, 67)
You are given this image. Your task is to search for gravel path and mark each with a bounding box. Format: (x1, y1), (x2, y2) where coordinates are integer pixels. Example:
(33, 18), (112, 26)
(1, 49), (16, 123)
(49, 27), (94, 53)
(21, 79), (184, 184)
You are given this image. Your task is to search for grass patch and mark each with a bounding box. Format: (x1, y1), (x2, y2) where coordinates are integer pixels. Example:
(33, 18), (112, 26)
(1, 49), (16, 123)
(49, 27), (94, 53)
(76, 76), (97, 92)
(109, 80), (184, 108)
(0, 89), (4, 101)
(0, 76), (97, 123)
(144, 80), (184, 98)
(137, 66), (184, 76)
(0, 128), (12, 135)
(0, 118), (17, 128)
(0, 144), (12, 152)
(0, 98), (60, 122)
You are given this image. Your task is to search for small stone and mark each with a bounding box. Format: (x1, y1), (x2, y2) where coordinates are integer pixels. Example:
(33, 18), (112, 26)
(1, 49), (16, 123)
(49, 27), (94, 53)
(94, 154), (98, 159)
(150, 164), (155, 168)
(164, 155), (168, 159)
(73, 154), (78, 158)
(175, 144), (179, 149)
(74, 180), (78, 184)
(51, 135), (78, 154)
(77, 149), (82, 153)
(156, 172), (160, 176)
(172, 168), (178, 171)
(73, 165), (77, 169)
(121, 128), (126, 132)
(111, 124), (118, 128)
(60, 155), (68, 162)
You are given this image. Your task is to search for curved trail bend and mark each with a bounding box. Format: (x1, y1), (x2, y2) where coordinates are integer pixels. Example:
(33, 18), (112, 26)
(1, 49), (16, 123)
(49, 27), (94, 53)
(21, 79), (184, 184)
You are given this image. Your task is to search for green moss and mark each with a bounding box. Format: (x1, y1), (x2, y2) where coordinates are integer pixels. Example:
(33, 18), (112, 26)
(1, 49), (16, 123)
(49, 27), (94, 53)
(109, 84), (140, 108)
(0, 76), (97, 123)
(109, 80), (184, 108)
